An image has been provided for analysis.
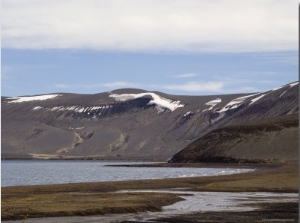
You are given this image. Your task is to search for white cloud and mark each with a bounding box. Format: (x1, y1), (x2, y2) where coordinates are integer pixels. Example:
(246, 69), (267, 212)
(172, 73), (198, 78)
(164, 81), (224, 92)
(54, 84), (70, 89)
(2, 0), (298, 52)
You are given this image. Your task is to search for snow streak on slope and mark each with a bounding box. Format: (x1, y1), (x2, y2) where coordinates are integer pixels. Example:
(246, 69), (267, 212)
(289, 82), (299, 88)
(7, 94), (60, 103)
(272, 81), (298, 91)
(183, 111), (193, 117)
(249, 94), (266, 105)
(217, 93), (260, 113)
(109, 93), (184, 111)
(32, 105), (113, 117)
(271, 86), (283, 91)
(203, 98), (221, 111)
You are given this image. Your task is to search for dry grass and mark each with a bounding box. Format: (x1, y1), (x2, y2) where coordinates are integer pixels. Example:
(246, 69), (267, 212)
(2, 192), (182, 220)
(196, 164), (298, 192)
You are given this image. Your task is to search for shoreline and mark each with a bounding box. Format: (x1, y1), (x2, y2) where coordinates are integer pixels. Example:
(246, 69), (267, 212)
(2, 162), (298, 222)
(104, 161), (282, 170)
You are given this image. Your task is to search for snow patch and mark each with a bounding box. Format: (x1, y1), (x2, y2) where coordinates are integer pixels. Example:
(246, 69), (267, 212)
(217, 93), (259, 113)
(206, 98), (222, 106)
(46, 105), (112, 113)
(271, 86), (283, 91)
(109, 93), (184, 111)
(183, 111), (193, 117)
(7, 94), (60, 103)
(272, 81), (298, 91)
(289, 81), (299, 88)
(32, 106), (44, 110)
(155, 106), (167, 113)
(32, 105), (113, 117)
(203, 98), (221, 111)
(249, 94), (266, 105)
(69, 127), (85, 130)
(279, 90), (287, 98)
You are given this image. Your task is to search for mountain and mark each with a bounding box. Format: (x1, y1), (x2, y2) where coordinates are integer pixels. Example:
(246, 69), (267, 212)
(1, 81), (298, 161)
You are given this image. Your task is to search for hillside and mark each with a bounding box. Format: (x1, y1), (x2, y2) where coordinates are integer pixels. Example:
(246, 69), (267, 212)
(169, 114), (298, 163)
(1, 81), (298, 161)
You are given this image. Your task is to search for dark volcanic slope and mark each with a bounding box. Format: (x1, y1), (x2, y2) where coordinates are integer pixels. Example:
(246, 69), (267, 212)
(1, 81), (299, 161)
(169, 114), (299, 163)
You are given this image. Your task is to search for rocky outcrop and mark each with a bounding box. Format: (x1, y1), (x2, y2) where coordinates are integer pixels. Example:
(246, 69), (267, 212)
(1, 82), (298, 161)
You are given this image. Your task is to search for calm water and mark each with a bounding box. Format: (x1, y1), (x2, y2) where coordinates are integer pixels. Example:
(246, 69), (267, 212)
(1, 160), (254, 187)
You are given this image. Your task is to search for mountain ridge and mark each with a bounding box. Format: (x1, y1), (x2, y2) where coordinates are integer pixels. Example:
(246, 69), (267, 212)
(2, 81), (298, 161)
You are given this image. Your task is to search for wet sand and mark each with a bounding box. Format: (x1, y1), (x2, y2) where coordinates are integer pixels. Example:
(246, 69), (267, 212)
(2, 163), (298, 222)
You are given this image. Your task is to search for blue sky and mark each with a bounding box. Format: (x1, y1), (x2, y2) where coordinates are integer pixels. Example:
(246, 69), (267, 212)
(1, 0), (298, 97)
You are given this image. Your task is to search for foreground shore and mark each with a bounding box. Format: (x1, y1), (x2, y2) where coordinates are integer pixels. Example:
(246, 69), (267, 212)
(2, 162), (298, 222)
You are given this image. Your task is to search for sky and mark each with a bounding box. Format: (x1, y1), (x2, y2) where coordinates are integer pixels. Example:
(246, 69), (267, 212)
(1, 0), (298, 97)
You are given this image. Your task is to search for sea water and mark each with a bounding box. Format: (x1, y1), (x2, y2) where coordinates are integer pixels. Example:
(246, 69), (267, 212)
(1, 160), (254, 187)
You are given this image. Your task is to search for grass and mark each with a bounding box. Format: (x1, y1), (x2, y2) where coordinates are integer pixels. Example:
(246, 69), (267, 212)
(2, 192), (182, 220)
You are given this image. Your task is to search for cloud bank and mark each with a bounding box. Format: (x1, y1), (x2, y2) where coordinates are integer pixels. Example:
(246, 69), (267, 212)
(2, 0), (298, 52)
